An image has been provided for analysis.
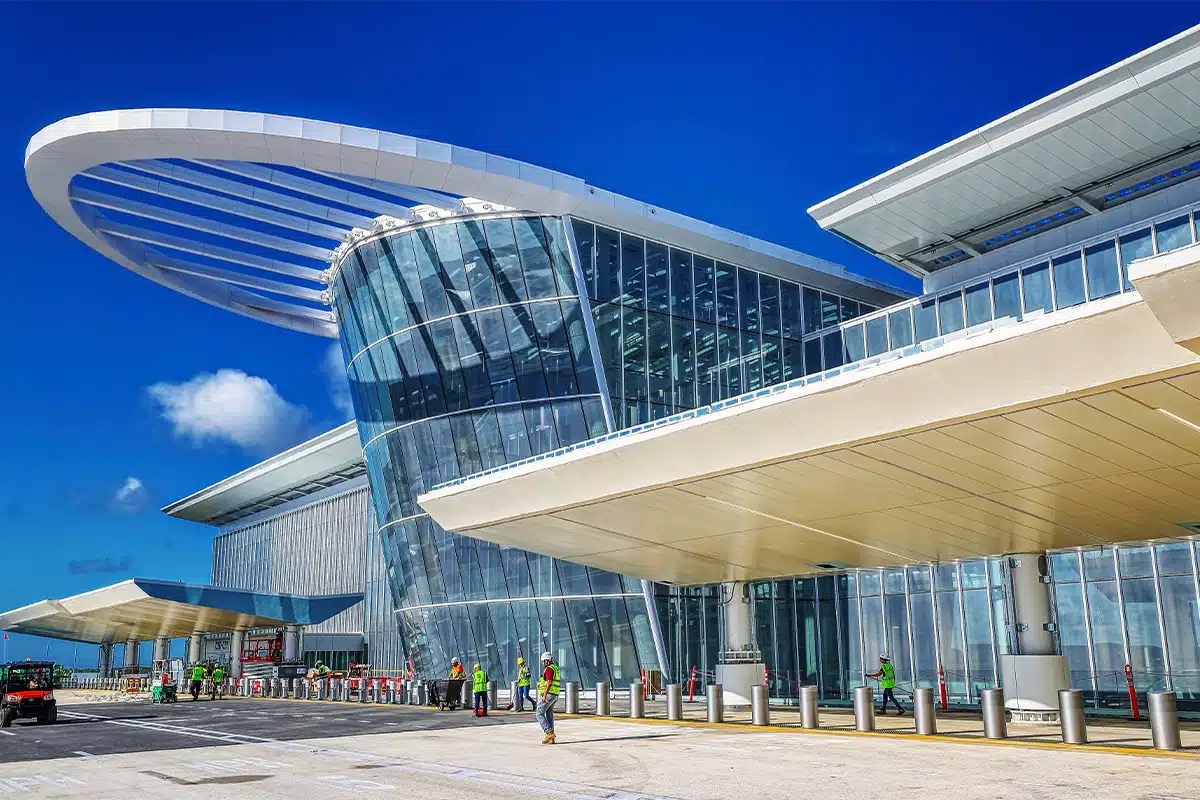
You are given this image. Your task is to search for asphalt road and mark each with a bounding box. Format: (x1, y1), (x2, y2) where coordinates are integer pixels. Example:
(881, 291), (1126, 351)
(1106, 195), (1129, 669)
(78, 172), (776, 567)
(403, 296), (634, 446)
(0, 697), (526, 764)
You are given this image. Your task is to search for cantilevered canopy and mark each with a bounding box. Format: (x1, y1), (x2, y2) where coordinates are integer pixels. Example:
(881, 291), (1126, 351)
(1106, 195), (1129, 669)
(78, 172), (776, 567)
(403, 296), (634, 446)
(0, 579), (362, 644)
(810, 23), (1200, 276)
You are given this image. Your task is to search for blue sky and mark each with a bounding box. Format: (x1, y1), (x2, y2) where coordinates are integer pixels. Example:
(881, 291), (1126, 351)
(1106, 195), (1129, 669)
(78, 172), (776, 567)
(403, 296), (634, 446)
(1, 2), (1196, 666)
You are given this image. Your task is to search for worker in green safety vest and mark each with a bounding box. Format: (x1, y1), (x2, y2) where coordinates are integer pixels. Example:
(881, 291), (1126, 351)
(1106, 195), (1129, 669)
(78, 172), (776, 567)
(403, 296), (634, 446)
(536, 651), (561, 744)
(189, 663), (207, 702)
(865, 654), (904, 716)
(515, 656), (534, 712)
(472, 663), (489, 716)
(211, 665), (226, 699)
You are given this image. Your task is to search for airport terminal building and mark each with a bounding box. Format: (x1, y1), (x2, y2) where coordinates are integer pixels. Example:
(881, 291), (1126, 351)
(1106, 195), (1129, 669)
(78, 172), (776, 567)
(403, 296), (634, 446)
(20, 25), (1200, 713)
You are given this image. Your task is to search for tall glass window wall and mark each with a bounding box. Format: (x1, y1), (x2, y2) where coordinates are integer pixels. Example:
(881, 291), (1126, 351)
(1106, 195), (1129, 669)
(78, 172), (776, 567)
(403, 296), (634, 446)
(331, 215), (659, 686)
(570, 219), (874, 427)
(660, 540), (1200, 714)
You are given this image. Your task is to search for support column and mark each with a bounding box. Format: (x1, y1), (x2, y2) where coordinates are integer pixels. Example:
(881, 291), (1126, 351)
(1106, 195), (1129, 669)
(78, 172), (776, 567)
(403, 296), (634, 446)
(282, 625), (301, 662)
(999, 552), (1071, 721)
(97, 643), (113, 677)
(229, 629), (245, 679)
(188, 632), (203, 664)
(123, 639), (140, 671)
(153, 637), (171, 663)
(714, 581), (764, 706)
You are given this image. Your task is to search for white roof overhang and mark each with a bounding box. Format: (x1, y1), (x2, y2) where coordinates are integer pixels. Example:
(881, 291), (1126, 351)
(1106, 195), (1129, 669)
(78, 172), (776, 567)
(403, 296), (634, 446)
(809, 24), (1200, 276)
(164, 422), (364, 526)
(418, 246), (1200, 583)
(25, 110), (905, 337)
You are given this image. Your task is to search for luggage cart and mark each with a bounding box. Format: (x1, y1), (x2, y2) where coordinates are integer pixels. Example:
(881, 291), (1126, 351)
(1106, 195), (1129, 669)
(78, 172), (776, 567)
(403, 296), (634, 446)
(430, 678), (466, 711)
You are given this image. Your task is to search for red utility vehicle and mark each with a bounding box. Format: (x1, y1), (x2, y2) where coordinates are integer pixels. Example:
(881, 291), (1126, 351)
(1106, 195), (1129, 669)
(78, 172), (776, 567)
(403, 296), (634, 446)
(1, 661), (58, 727)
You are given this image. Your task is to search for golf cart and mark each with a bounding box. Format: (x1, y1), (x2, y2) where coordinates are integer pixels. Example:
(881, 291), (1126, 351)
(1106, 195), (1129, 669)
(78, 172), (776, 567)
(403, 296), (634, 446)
(1, 661), (57, 727)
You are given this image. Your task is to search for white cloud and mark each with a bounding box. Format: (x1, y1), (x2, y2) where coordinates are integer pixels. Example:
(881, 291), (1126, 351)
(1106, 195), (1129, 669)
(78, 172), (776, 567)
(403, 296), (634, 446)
(147, 369), (311, 454)
(324, 343), (355, 420)
(111, 476), (148, 514)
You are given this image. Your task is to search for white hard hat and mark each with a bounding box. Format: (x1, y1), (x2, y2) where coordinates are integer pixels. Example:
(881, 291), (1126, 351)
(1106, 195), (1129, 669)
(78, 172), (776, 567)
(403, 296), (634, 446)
(540, 651), (553, 662)
(879, 653), (890, 661)
(451, 657), (460, 664)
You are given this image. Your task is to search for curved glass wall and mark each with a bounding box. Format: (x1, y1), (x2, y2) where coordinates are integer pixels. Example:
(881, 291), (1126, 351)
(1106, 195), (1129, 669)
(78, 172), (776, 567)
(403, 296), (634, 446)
(331, 214), (659, 685)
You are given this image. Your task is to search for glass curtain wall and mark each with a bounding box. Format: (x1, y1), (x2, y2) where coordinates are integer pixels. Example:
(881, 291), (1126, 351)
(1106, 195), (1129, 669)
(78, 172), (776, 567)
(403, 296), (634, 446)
(569, 219), (874, 427)
(331, 214), (659, 687)
(658, 540), (1200, 713)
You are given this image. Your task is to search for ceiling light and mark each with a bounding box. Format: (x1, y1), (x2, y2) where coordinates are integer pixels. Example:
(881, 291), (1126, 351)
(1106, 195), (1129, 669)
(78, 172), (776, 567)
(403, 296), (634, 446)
(1156, 407), (1200, 434)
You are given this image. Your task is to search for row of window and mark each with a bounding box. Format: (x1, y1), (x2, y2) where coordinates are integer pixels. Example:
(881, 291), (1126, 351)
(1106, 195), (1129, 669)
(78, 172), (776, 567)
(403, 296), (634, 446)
(570, 219), (874, 336)
(807, 209), (1200, 374)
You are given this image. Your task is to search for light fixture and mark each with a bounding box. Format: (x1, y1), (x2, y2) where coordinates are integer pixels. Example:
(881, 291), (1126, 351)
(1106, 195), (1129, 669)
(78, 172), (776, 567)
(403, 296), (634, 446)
(1156, 407), (1200, 434)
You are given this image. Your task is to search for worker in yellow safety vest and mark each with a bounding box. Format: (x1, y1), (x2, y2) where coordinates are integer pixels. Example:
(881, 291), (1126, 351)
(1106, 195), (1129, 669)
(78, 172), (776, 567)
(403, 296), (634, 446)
(515, 656), (534, 711)
(189, 663), (207, 702)
(865, 654), (904, 716)
(536, 651), (561, 744)
(472, 663), (489, 716)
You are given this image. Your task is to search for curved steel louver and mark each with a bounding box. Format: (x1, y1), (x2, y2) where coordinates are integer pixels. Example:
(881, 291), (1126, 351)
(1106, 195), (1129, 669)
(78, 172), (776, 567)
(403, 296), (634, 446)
(26, 110), (897, 337)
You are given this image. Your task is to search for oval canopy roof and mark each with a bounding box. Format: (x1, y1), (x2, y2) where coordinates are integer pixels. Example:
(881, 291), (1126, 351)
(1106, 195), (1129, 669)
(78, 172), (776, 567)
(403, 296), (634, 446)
(25, 109), (904, 337)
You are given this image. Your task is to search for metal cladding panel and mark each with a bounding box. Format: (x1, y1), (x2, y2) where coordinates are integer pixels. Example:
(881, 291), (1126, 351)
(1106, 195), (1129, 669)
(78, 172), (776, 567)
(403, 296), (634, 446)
(212, 485), (373, 637)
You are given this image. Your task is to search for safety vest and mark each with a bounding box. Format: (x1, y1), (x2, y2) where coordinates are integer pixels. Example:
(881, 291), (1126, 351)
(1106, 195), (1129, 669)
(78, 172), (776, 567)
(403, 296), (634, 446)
(473, 668), (488, 693)
(518, 664), (531, 687)
(191, 666), (205, 681)
(317, 665), (329, 676)
(880, 662), (896, 689)
(538, 663), (561, 696)
(212, 668), (225, 684)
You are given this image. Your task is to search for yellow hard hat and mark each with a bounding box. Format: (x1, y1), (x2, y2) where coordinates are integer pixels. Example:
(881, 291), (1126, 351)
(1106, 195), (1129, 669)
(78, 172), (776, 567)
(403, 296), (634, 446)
(517, 656), (525, 664)
(473, 663), (480, 670)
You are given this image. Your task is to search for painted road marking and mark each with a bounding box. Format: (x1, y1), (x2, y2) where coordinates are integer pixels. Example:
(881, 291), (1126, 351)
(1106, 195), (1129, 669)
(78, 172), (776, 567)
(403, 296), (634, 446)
(56, 709), (681, 800)
(71, 751), (95, 759)
(0, 732), (14, 737)
(0, 775), (85, 793)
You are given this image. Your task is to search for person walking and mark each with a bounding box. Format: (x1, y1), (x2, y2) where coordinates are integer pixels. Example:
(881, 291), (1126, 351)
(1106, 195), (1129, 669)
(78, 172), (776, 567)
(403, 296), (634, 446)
(472, 663), (489, 716)
(514, 656), (534, 711)
(865, 654), (904, 716)
(536, 651), (560, 744)
(211, 664), (226, 699)
(189, 662), (207, 701)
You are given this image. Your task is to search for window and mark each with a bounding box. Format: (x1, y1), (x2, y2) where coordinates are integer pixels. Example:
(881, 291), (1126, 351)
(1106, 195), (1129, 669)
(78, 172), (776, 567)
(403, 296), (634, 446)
(645, 241), (669, 312)
(571, 219), (595, 298)
(669, 248), (693, 318)
(1021, 262), (1052, 314)
(595, 226), (621, 302)
(804, 337), (822, 375)
(1051, 250), (1085, 308)
(865, 315), (889, 357)
(822, 330), (843, 369)
(938, 291), (964, 335)
(1155, 214), (1192, 254)
(716, 263), (738, 327)
(888, 306), (914, 349)
(693, 257), (716, 324)
(913, 299), (938, 343)
(991, 271), (1021, 321)
(738, 269), (759, 332)
(760, 276), (781, 337)
(819, 293), (840, 328)
(840, 297), (860, 322)
(843, 324), (866, 363)
(780, 282), (801, 340)
(621, 234), (645, 307)
(802, 287), (822, 335)
(1084, 241), (1121, 300)
(1118, 227), (1152, 289)
(964, 282), (992, 328)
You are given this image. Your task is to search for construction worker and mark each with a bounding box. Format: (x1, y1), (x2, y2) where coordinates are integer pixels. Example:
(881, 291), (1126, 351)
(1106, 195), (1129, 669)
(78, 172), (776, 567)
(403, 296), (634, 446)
(515, 656), (534, 711)
(865, 654), (904, 716)
(189, 662), (207, 701)
(536, 651), (560, 744)
(211, 664), (226, 699)
(316, 660), (330, 677)
(448, 657), (465, 681)
(472, 663), (489, 716)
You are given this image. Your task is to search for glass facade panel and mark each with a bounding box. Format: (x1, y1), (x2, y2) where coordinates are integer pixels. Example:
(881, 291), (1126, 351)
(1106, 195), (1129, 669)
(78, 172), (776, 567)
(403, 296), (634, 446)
(1084, 241), (1121, 300)
(333, 214), (658, 686)
(914, 299), (938, 344)
(1155, 214), (1192, 254)
(964, 282), (991, 327)
(865, 315), (889, 357)
(888, 306), (914, 349)
(1118, 227), (1153, 288)
(1022, 262), (1053, 314)
(992, 272), (1021, 321)
(937, 291), (965, 335)
(1052, 250), (1086, 308)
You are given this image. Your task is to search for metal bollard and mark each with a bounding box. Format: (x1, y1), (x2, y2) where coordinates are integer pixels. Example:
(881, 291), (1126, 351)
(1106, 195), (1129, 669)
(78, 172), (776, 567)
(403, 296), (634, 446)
(665, 683), (683, 720)
(707, 684), (724, 723)
(342, 679), (352, 702)
(565, 682), (580, 714)
(317, 678), (328, 701)
(378, 680), (388, 704)
(853, 686), (875, 732)
(1148, 691), (1182, 751)
(981, 688), (1006, 739)
(417, 680), (428, 706)
(359, 680), (369, 703)
(629, 683), (644, 718)
(596, 681), (610, 716)
(800, 685), (819, 729)
(461, 680), (471, 708)
(509, 681), (519, 711)
(1058, 689), (1087, 744)
(488, 680), (498, 711)
(913, 687), (936, 735)
(751, 684), (770, 726)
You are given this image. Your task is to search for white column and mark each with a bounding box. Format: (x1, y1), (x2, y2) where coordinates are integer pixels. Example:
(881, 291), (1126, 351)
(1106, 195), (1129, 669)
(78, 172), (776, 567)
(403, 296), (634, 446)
(153, 637), (171, 663)
(97, 643), (113, 677)
(283, 625), (301, 662)
(714, 581), (763, 706)
(1009, 553), (1055, 655)
(188, 632), (203, 664)
(123, 639), (140, 670)
(723, 581), (755, 652)
(229, 630), (245, 679)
